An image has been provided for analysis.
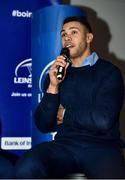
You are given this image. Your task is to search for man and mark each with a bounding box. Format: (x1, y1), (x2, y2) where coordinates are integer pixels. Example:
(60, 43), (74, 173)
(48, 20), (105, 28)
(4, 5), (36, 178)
(0, 153), (14, 178)
(15, 16), (125, 178)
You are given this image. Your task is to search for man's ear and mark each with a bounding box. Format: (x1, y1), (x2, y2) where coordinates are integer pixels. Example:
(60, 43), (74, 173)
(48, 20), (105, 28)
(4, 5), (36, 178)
(86, 33), (93, 43)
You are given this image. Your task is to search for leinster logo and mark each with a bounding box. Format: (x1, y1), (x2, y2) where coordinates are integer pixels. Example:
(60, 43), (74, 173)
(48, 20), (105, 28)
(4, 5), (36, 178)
(15, 58), (32, 77)
(14, 58), (32, 88)
(39, 60), (54, 92)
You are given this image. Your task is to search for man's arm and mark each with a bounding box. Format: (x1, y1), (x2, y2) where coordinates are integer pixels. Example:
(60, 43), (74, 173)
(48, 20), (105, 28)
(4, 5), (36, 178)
(34, 92), (59, 133)
(34, 56), (69, 133)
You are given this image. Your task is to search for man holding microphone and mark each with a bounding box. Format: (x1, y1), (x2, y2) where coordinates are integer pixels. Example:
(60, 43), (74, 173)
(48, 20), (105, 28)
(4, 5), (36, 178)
(15, 16), (125, 179)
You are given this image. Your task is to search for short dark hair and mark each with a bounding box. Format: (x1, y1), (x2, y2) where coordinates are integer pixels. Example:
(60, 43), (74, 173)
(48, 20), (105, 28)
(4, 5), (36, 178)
(63, 16), (92, 33)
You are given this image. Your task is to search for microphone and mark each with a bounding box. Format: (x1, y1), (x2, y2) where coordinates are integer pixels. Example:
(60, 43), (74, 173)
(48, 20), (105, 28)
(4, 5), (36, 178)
(56, 47), (71, 80)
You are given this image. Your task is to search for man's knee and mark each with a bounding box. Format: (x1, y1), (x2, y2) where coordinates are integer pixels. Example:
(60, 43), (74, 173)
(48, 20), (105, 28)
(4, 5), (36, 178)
(0, 156), (14, 178)
(15, 156), (47, 179)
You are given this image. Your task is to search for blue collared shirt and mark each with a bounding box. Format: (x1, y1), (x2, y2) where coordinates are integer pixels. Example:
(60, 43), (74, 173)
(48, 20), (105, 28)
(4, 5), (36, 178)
(80, 52), (98, 67)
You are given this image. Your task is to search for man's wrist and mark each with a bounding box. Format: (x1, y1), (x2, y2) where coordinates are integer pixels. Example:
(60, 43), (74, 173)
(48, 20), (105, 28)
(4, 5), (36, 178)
(47, 84), (59, 94)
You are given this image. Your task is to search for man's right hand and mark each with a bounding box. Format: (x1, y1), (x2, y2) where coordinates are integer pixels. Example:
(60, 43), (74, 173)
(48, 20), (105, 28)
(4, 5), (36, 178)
(47, 55), (69, 94)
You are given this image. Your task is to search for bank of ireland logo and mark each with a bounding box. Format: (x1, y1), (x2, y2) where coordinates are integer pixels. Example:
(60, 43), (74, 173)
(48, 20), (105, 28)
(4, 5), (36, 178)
(14, 58), (32, 88)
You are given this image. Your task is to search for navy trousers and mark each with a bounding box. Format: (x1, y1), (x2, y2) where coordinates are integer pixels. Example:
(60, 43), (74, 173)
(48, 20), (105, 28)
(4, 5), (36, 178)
(15, 139), (125, 179)
(0, 154), (14, 178)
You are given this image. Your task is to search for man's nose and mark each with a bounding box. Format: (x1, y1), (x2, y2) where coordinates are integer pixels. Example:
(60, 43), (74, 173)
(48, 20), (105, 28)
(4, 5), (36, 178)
(64, 34), (72, 41)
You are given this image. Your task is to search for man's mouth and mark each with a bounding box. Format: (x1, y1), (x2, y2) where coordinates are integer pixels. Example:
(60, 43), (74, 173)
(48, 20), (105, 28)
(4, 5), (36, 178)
(65, 44), (74, 48)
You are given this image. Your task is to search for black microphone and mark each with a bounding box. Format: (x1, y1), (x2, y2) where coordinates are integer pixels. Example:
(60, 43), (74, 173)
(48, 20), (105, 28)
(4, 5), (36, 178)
(56, 47), (71, 80)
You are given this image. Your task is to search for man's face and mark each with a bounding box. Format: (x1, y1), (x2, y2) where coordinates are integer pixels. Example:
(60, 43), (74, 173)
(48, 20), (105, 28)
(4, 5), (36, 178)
(61, 21), (91, 59)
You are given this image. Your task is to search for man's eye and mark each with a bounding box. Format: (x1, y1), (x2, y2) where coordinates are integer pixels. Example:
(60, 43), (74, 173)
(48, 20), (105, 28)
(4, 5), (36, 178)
(72, 31), (77, 35)
(61, 33), (66, 37)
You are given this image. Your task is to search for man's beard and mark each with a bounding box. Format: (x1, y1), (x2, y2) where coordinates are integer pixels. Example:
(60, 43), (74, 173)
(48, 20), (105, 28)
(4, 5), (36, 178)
(70, 43), (87, 59)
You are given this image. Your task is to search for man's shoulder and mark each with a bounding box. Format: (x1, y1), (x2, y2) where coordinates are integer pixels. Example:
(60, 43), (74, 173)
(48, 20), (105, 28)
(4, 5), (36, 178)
(97, 58), (121, 73)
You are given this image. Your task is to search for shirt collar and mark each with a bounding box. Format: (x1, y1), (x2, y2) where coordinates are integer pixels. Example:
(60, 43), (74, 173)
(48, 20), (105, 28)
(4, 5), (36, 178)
(80, 52), (99, 67)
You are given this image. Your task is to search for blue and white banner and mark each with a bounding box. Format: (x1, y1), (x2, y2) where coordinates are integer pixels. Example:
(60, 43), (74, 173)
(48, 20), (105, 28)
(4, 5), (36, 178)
(0, 0), (62, 156)
(32, 5), (87, 146)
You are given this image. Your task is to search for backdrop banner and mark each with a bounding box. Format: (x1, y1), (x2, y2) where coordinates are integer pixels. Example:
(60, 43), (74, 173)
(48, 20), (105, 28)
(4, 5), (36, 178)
(0, 0), (62, 156)
(32, 5), (86, 146)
